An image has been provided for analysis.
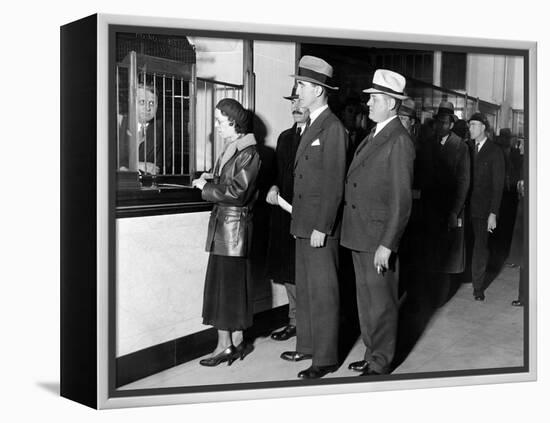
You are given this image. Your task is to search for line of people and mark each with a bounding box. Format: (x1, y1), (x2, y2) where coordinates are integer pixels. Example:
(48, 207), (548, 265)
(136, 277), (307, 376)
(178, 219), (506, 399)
(191, 54), (514, 380)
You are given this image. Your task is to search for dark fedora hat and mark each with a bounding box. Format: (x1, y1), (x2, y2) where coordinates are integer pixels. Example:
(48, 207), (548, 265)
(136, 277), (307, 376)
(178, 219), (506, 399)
(398, 98), (417, 118)
(291, 55), (339, 90)
(468, 112), (490, 129)
(283, 86), (299, 100)
(434, 101), (458, 122)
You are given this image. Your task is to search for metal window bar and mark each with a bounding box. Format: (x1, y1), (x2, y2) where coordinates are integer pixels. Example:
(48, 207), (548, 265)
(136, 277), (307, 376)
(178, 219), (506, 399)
(142, 71), (149, 175)
(153, 73), (157, 173)
(195, 78), (243, 174)
(116, 51), (196, 185)
(116, 66), (120, 167)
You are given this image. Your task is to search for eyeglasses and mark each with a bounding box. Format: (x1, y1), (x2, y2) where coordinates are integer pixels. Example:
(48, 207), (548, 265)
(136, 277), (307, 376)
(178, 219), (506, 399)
(138, 99), (157, 108)
(215, 117), (230, 126)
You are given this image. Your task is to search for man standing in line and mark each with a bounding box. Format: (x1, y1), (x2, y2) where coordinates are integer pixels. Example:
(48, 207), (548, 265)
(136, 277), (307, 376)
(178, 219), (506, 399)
(397, 97), (418, 142)
(419, 101), (470, 307)
(281, 55), (348, 379)
(467, 112), (505, 301)
(340, 69), (415, 376)
(266, 87), (310, 342)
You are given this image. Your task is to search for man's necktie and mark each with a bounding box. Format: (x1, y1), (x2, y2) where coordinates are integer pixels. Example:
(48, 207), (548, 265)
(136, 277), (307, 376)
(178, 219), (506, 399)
(354, 126), (376, 156)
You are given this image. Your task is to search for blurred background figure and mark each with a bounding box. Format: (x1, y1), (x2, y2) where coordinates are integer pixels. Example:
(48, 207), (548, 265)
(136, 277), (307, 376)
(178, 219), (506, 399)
(266, 87), (310, 341)
(418, 101), (470, 307)
(452, 119), (469, 141)
(397, 97), (419, 142)
(466, 112), (505, 302)
(340, 96), (368, 161)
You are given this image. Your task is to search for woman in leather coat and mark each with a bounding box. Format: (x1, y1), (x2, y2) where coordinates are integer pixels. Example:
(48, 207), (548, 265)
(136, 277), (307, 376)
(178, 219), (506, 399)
(192, 98), (261, 366)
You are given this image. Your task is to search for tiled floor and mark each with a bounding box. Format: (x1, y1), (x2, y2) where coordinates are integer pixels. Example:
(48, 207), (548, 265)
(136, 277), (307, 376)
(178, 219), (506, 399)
(119, 266), (524, 390)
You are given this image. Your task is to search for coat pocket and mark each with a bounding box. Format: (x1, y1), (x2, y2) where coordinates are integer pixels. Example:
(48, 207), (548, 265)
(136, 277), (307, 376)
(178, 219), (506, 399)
(214, 210), (241, 246)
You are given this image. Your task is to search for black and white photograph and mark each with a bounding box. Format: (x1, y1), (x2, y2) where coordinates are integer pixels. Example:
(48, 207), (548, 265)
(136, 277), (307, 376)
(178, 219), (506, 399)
(5, 0), (549, 421)
(64, 13), (537, 405)
(109, 24), (530, 396)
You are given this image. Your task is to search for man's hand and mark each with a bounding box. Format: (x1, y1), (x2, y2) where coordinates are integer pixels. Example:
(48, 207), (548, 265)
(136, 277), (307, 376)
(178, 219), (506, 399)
(487, 213), (497, 233)
(192, 178), (207, 190)
(138, 161), (159, 175)
(266, 186), (280, 205)
(310, 229), (326, 248)
(448, 212), (458, 229)
(200, 172), (213, 180)
(517, 180), (524, 198)
(374, 245), (392, 274)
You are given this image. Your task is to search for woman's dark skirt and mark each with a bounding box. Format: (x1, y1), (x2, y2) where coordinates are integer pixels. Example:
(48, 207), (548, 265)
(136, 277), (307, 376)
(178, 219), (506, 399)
(202, 254), (253, 331)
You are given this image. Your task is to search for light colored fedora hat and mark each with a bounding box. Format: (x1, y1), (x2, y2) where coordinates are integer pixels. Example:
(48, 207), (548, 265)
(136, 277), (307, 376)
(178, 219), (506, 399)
(291, 55), (339, 90)
(363, 69), (408, 100)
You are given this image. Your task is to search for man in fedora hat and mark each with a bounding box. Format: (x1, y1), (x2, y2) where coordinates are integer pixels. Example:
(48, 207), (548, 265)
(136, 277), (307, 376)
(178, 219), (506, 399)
(466, 112), (504, 301)
(397, 97), (418, 140)
(340, 69), (415, 375)
(417, 100), (471, 307)
(266, 87), (310, 342)
(280, 55), (348, 379)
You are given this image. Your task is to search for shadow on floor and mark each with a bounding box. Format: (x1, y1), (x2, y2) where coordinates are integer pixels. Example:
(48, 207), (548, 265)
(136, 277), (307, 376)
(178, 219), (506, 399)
(36, 381), (60, 396)
(392, 271), (463, 370)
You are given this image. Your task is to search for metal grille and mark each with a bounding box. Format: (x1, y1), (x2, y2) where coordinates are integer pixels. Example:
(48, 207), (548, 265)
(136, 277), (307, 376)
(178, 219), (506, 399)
(195, 78), (244, 173)
(116, 51), (195, 184)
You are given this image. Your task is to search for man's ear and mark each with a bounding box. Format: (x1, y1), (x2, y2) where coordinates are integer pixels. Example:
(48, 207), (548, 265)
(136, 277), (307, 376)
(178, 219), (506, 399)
(315, 85), (324, 98)
(450, 121), (455, 130)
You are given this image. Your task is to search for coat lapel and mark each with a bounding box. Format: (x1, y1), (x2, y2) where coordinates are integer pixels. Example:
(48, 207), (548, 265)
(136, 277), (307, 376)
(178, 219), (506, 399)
(347, 118), (400, 175)
(294, 108), (331, 168)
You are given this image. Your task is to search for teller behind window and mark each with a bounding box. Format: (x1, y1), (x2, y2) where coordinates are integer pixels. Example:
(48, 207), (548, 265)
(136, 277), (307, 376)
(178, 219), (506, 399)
(118, 83), (172, 175)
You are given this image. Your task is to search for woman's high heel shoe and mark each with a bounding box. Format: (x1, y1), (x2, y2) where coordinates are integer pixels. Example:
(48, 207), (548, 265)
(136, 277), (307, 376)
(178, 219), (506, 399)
(199, 345), (237, 367)
(233, 342), (251, 361)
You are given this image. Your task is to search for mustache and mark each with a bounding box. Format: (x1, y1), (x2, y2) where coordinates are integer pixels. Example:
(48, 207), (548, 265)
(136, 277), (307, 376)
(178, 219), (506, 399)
(292, 111), (304, 116)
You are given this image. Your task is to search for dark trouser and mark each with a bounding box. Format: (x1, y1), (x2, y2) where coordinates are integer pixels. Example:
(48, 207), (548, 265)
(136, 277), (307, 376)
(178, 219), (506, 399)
(285, 283), (297, 326)
(471, 217), (489, 295)
(295, 237), (340, 367)
(351, 250), (399, 373)
(518, 266), (527, 303)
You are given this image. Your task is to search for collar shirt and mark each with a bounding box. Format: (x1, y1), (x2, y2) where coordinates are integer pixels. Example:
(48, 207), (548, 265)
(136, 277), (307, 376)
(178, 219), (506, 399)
(476, 136), (488, 151)
(308, 104), (329, 125)
(374, 115), (398, 137)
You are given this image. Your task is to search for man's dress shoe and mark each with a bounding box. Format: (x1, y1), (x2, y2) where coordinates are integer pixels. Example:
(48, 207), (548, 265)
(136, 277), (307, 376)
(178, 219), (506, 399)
(271, 325), (296, 341)
(511, 300), (524, 307)
(348, 360), (370, 372)
(297, 364), (338, 379)
(280, 351), (312, 362)
(474, 294), (485, 301)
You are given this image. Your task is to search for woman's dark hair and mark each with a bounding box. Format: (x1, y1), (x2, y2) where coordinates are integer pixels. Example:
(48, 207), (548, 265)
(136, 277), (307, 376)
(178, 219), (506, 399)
(216, 98), (250, 134)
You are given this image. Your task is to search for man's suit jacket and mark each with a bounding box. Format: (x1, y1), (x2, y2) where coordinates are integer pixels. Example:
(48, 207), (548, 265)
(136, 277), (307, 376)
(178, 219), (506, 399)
(467, 139), (505, 219)
(118, 115), (173, 173)
(340, 117), (415, 253)
(290, 107), (347, 239)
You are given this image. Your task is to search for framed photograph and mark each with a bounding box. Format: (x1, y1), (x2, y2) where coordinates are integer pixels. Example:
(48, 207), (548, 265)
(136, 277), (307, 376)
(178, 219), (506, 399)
(60, 13), (536, 409)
